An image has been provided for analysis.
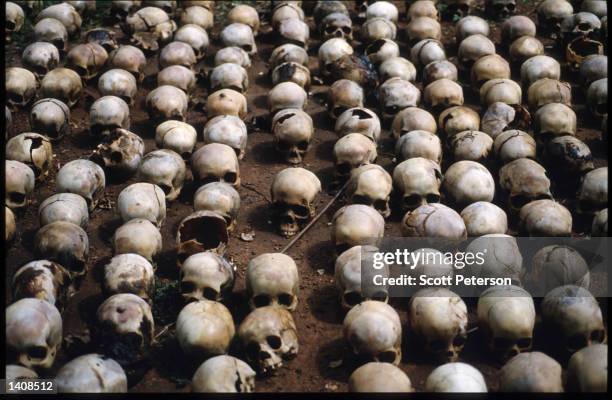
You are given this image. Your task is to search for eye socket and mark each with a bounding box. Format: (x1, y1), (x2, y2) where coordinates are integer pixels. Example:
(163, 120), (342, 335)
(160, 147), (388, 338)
(493, 337), (513, 349)
(253, 294), (271, 308)
(343, 291), (362, 306)
(342, 26), (352, 34)
(333, 106), (348, 118)
(517, 337), (532, 349)
(404, 194), (422, 208)
(266, 335), (282, 349)
(8, 192), (26, 205)
(453, 335), (467, 347)
(336, 163), (352, 175)
(181, 281), (196, 293)
(510, 194), (530, 209)
(578, 23), (591, 31)
(73, 65), (89, 77)
(352, 194), (371, 206)
(291, 204), (310, 218)
(223, 172), (237, 184)
(384, 105), (400, 115)
(377, 351), (397, 363)
(27, 346), (48, 360)
(429, 339), (447, 352)
(297, 141), (309, 151)
(53, 39), (65, 50)
(325, 26), (336, 34)
(242, 44), (252, 52)
(110, 151), (123, 163)
(590, 329), (605, 343)
(426, 194), (440, 204)
(277, 141), (291, 151)
(202, 287), (219, 301)
(158, 184), (172, 195)
(278, 293), (294, 306)
(370, 291), (388, 302)
(567, 334), (588, 351)
(373, 199), (388, 212)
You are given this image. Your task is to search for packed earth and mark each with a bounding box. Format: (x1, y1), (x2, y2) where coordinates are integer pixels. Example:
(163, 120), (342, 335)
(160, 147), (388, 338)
(4, 0), (609, 393)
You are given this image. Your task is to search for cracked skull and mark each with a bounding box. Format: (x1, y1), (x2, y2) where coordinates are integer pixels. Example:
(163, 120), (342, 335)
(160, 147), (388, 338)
(138, 149), (186, 201)
(272, 109), (313, 164)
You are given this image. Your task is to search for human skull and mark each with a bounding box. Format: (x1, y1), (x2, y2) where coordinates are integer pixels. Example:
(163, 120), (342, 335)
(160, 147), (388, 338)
(455, 16), (490, 42)
(471, 54), (511, 90)
(579, 54), (607, 87)
(366, 1), (398, 22)
(527, 245), (589, 294)
(246, 253), (299, 311)
(321, 12), (353, 41)
(102, 254), (155, 301)
(391, 107), (437, 139)
(485, 0), (517, 19)
(176, 211), (229, 262)
(318, 38), (353, 77)
(173, 24), (209, 61)
(191, 143), (240, 188)
(272, 108), (313, 164)
(577, 167), (608, 214)
(191, 355), (256, 393)
(349, 362), (412, 392)
(591, 208), (608, 236)
(586, 78), (607, 117)
(545, 136), (594, 175)
(125, 7), (177, 51)
(498, 352), (563, 392)
(66, 43), (108, 81)
(155, 120), (197, 159)
(521, 55), (562, 88)
(566, 344), (608, 392)
(423, 79), (464, 114)
(566, 36), (604, 72)
(113, 219), (162, 262)
(193, 182), (241, 233)
(146, 85), (189, 122)
(56, 159), (106, 211)
(378, 77), (421, 119)
(277, 18), (310, 49)
(364, 39), (400, 65)
(207, 88), (248, 120)
(238, 306), (298, 374)
(34, 18), (68, 53)
(401, 203), (467, 238)
(269, 82), (307, 114)
(117, 182), (166, 227)
(228, 4), (259, 35)
(422, 60), (458, 86)
(180, 5), (213, 30)
(180, 252), (234, 303)
(335, 108), (381, 143)
(533, 102), (577, 141)
(409, 288), (468, 362)
(407, 0), (440, 22)
(35, 220), (89, 275)
(12, 260), (73, 310)
(110, 1), (142, 21)
(519, 199), (573, 236)
(36, 2), (81, 37)
(581, 0), (607, 18)
(493, 130), (537, 163)
(448, 130), (493, 163)
(270, 44), (307, 69)
(5, 2), (24, 40)
(499, 158), (552, 214)
(346, 164), (392, 217)
(343, 300), (402, 364)
(210, 63), (249, 94)
(6, 298), (62, 370)
(6, 133), (53, 180)
(477, 285), (535, 361)
(425, 362), (488, 392)
(137, 149), (186, 201)
(481, 102), (531, 139)
(333, 133), (378, 180)
(39, 193), (88, 228)
(405, 16), (441, 45)
(29, 99), (70, 141)
(442, 161), (495, 207)
(40, 68), (83, 107)
(331, 205), (385, 254)
(85, 28), (118, 53)
(107, 46), (147, 83)
(509, 36), (545, 65)
(6, 364), (38, 380)
(361, 17), (397, 43)
(270, 167), (320, 237)
(201, 115), (248, 160)
(54, 354), (127, 393)
(272, 2), (305, 30)
(479, 79), (523, 108)
(22, 42), (59, 78)
(410, 39), (446, 70)
(93, 293), (154, 365)
(537, 0), (574, 39)
(461, 201), (508, 236)
(560, 11), (601, 42)
(98, 69), (137, 106)
(220, 23), (257, 54)
(395, 130), (442, 164)
(393, 157), (442, 211)
(328, 79), (364, 119)
(158, 41), (196, 71)
(88, 96), (130, 140)
(378, 57), (417, 83)
(457, 34), (496, 72)
(6, 67), (37, 109)
(438, 106), (480, 138)
(215, 46), (251, 68)
(313, 1), (348, 25)
(91, 128), (144, 177)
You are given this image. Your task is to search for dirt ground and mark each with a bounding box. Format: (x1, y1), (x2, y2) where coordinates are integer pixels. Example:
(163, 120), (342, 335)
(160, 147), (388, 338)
(5, 0), (608, 393)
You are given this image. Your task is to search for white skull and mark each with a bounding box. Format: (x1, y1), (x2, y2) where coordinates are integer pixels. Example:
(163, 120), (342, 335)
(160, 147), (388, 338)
(270, 44), (307, 69)
(91, 128), (144, 177)
(56, 159), (106, 212)
(155, 120), (197, 159)
(378, 77), (421, 120)
(566, 344), (608, 392)
(361, 17), (397, 43)
(113, 219), (162, 262)
(335, 107), (381, 143)
(146, 85), (189, 122)
(422, 60), (458, 86)
(66, 43), (109, 81)
(477, 285), (535, 362)
(333, 133), (378, 179)
(347, 164), (392, 218)
(107, 45), (147, 83)
(5, 160), (35, 210)
(395, 130), (442, 164)
(461, 201), (508, 236)
(98, 69), (137, 106)
(379, 57), (417, 83)
(137, 149), (186, 201)
(191, 143), (240, 188)
(39, 193), (88, 228)
(331, 204), (385, 255)
(268, 82), (307, 114)
(442, 161), (495, 208)
(498, 352), (563, 392)
(318, 38), (353, 77)
(29, 99), (70, 141)
(577, 167), (608, 215)
(6, 298), (62, 370)
(410, 39), (446, 69)
(493, 130), (537, 163)
(193, 182), (240, 233)
(6, 133), (53, 180)
(425, 362), (488, 392)
(518, 199), (572, 236)
(180, 5), (213, 30)
(159, 41), (196, 69)
(455, 16), (490, 42)
(180, 252), (234, 302)
(409, 288), (468, 362)
(5, 2), (24, 37)
(393, 157), (442, 211)
(191, 355), (256, 393)
(215, 46), (251, 68)
(209, 63), (249, 93)
(228, 4), (260, 35)
(33, 18), (68, 53)
(34, 221), (89, 275)
(202, 115), (248, 160)
(89, 96), (130, 139)
(103, 253), (155, 301)
(391, 107), (437, 139)
(246, 253), (300, 311)
(277, 18), (310, 49)
(238, 306), (298, 374)
(117, 182), (166, 227)
(22, 42), (60, 78)
(36, 2), (81, 36)
(174, 24), (209, 60)
(448, 130), (493, 163)
(365, 39), (400, 65)
(207, 88), (248, 120)
(6, 67), (38, 109)
(401, 203), (467, 239)
(220, 23), (257, 54)
(272, 108), (313, 164)
(54, 354), (127, 393)
(343, 300), (402, 364)
(157, 65), (196, 93)
(12, 260), (73, 310)
(349, 362), (413, 392)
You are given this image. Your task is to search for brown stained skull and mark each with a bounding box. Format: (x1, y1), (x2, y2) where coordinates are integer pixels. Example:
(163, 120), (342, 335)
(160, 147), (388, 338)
(176, 211), (229, 264)
(90, 128), (144, 177)
(499, 158), (553, 214)
(270, 167), (321, 238)
(12, 260), (74, 311)
(66, 43), (108, 81)
(347, 164), (393, 218)
(34, 221), (89, 276)
(6, 133), (53, 180)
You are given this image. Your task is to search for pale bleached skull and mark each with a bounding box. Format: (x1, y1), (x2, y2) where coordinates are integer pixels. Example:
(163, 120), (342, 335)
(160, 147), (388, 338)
(347, 164), (392, 218)
(395, 130), (442, 164)
(349, 362), (413, 392)
(176, 211), (229, 263)
(180, 5), (213, 29)
(103, 253), (155, 301)
(393, 157), (442, 211)
(423, 60), (458, 86)
(174, 24), (209, 60)
(4, 160), (35, 210)
(519, 199), (573, 236)
(461, 201), (508, 236)
(425, 362), (488, 392)
(271, 62), (311, 89)
(501, 15), (536, 46)
(499, 352), (563, 392)
(107, 45), (147, 83)
(12, 260), (73, 311)
(270, 44), (307, 69)
(378, 77), (421, 120)
(402, 203), (467, 238)
(29, 98), (70, 141)
(455, 16), (490, 42)
(36, 2), (81, 36)
(328, 79), (364, 119)
(331, 204), (385, 254)
(34, 18), (68, 53)
(54, 354), (127, 393)
(126, 7), (177, 52)
(228, 4), (260, 35)
(579, 54), (607, 87)
(509, 36), (545, 65)
(191, 143), (240, 188)
(66, 43), (109, 81)
(202, 115), (248, 160)
(333, 133), (378, 180)
(6, 2), (24, 39)
(270, 167), (321, 237)
(527, 78), (572, 110)
(439, 106), (481, 138)
(366, 1), (398, 22)
(448, 130), (493, 163)
(138, 149), (186, 201)
(361, 17), (397, 43)
(520, 55), (561, 88)
(193, 182), (241, 233)
(466, 234), (524, 286)
(246, 253), (300, 311)
(277, 18), (310, 49)
(379, 57), (417, 83)
(159, 41), (196, 70)
(89, 96), (130, 138)
(272, 2), (305, 30)
(527, 245), (589, 293)
(113, 219), (162, 262)
(566, 344), (608, 392)
(6, 67), (38, 109)
(533, 102), (577, 140)
(499, 158), (552, 214)
(335, 107), (381, 143)
(91, 128), (144, 177)
(146, 85), (189, 122)
(365, 39), (400, 65)
(586, 78), (607, 117)
(98, 69), (137, 106)
(457, 34), (495, 71)
(39, 193), (89, 228)
(209, 63), (249, 93)
(238, 306), (298, 374)
(180, 252), (234, 303)
(6, 132), (53, 180)
(272, 108), (313, 164)
(94, 293), (154, 366)
(391, 107), (437, 139)
(157, 65), (196, 93)
(409, 288), (468, 362)
(493, 130), (537, 164)
(117, 182), (166, 227)
(191, 355), (256, 393)
(343, 300), (402, 364)
(537, 0), (575, 39)
(220, 23), (257, 54)
(22, 42), (59, 78)
(155, 120), (197, 159)
(423, 78), (464, 114)
(34, 221), (89, 275)
(6, 298), (62, 370)
(410, 39), (446, 70)
(321, 12), (353, 41)
(477, 285), (535, 362)
(318, 38), (353, 77)
(207, 88), (248, 120)
(56, 159), (105, 212)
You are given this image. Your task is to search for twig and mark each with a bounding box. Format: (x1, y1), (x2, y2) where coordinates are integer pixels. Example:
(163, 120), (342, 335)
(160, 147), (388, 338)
(280, 180), (350, 254)
(153, 322), (175, 342)
(467, 326), (479, 335)
(242, 182), (271, 203)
